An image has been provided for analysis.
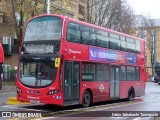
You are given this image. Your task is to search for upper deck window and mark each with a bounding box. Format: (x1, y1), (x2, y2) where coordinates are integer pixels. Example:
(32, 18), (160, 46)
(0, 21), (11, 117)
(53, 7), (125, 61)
(24, 16), (62, 41)
(126, 38), (135, 53)
(110, 33), (120, 50)
(67, 23), (81, 43)
(81, 26), (96, 45)
(66, 22), (141, 54)
(135, 40), (140, 54)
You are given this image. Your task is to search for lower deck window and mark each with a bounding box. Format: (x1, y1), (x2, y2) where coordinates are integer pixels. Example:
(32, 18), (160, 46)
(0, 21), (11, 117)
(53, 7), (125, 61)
(96, 64), (108, 81)
(82, 62), (109, 81)
(121, 66), (140, 81)
(82, 63), (95, 81)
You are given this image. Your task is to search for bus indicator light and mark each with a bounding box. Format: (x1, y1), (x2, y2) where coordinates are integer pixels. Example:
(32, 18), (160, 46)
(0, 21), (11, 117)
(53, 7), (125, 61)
(55, 58), (60, 67)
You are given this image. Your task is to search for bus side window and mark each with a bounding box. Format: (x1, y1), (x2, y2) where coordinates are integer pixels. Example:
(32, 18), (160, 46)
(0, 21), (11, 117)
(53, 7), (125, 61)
(89, 29), (96, 46)
(135, 40), (141, 54)
(109, 33), (120, 50)
(82, 31), (90, 44)
(120, 36), (126, 51)
(96, 30), (109, 48)
(67, 23), (80, 43)
(126, 38), (135, 53)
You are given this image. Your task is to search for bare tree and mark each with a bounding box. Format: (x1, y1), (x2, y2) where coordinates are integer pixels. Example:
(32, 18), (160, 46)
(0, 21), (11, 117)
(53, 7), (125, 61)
(142, 16), (156, 77)
(6, 0), (71, 45)
(80, 0), (134, 34)
(8, 0), (48, 45)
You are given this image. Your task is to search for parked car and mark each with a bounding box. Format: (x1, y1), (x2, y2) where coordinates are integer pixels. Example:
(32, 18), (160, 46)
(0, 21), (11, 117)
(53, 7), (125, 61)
(151, 76), (155, 82)
(153, 75), (160, 83)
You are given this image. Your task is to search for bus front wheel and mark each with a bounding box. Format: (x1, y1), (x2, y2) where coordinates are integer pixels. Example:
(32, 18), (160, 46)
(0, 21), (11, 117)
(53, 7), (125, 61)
(82, 90), (91, 108)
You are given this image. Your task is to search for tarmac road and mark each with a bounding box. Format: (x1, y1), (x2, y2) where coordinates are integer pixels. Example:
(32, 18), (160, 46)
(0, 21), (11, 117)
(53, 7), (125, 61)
(0, 82), (160, 120)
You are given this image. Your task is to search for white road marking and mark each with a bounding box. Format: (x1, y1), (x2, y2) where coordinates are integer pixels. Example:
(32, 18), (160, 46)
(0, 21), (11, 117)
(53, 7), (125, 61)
(2, 97), (160, 120)
(133, 117), (154, 120)
(35, 98), (160, 120)
(2, 105), (44, 112)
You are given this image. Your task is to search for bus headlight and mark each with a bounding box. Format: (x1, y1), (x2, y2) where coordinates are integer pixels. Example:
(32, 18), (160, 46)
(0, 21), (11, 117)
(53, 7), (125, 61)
(17, 87), (22, 93)
(47, 89), (59, 95)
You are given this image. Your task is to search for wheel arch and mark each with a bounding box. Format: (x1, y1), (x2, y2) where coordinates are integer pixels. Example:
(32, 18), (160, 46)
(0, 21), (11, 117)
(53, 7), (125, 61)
(83, 88), (93, 103)
(128, 86), (135, 98)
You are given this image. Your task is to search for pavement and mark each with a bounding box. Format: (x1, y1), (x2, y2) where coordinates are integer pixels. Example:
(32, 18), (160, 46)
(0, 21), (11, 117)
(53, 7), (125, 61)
(0, 85), (16, 93)
(0, 85), (31, 105)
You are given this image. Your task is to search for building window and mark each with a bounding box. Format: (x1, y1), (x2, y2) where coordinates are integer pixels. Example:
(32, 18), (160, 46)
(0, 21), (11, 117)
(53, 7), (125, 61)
(0, 11), (4, 23)
(135, 31), (139, 37)
(144, 37), (147, 40)
(144, 30), (147, 36)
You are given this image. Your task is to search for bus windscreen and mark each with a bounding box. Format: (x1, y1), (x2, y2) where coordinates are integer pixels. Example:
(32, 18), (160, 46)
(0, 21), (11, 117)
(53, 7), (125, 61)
(19, 58), (57, 88)
(24, 16), (62, 41)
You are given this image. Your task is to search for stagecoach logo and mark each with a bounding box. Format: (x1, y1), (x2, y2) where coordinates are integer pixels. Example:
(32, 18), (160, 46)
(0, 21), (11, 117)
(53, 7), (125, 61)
(68, 49), (81, 54)
(27, 96), (40, 100)
(99, 84), (104, 92)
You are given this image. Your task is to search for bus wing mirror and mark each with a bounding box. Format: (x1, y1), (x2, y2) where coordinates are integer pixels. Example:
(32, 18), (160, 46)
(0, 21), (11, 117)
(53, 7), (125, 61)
(55, 58), (60, 67)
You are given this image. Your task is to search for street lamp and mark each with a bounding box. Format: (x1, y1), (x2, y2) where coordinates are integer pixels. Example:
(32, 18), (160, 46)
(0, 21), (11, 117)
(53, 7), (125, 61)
(151, 30), (154, 77)
(47, 0), (50, 14)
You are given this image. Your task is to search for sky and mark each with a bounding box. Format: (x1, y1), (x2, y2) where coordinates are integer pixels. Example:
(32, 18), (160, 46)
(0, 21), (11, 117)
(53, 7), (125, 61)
(128, 0), (160, 19)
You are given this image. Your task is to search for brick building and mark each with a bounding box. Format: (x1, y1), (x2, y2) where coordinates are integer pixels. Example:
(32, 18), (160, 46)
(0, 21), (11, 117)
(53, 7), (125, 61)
(0, 0), (87, 72)
(131, 15), (160, 77)
(0, 0), (18, 70)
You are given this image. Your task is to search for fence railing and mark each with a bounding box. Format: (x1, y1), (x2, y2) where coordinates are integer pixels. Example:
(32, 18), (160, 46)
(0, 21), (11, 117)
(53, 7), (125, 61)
(3, 71), (16, 82)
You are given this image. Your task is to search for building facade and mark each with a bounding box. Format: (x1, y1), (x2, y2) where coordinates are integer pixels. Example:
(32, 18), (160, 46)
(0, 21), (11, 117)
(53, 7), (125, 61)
(0, 0), (18, 71)
(50, 0), (87, 21)
(132, 15), (160, 77)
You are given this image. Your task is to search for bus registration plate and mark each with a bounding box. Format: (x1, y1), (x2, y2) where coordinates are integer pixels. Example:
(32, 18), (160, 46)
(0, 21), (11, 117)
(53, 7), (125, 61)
(30, 100), (40, 104)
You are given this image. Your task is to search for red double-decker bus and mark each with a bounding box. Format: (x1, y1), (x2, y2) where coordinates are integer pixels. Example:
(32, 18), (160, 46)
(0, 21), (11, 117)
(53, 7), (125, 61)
(16, 14), (147, 107)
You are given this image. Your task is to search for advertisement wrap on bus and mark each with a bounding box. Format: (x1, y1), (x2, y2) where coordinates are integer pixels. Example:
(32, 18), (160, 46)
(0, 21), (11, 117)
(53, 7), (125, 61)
(16, 14), (147, 107)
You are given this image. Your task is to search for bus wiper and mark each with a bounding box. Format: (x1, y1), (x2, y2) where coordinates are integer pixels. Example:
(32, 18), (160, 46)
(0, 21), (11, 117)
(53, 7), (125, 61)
(32, 57), (40, 60)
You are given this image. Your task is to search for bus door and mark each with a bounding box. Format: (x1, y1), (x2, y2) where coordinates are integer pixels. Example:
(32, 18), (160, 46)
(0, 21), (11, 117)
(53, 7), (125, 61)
(110, 65), (120, 99)
(64, 61), (80, 105)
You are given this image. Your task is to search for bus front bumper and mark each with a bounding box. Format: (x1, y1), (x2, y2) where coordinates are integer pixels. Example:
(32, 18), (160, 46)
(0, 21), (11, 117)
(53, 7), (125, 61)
(17, 93), (63, 106)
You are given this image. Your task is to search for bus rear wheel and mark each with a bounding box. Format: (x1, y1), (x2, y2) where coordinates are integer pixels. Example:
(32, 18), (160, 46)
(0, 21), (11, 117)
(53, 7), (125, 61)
(128, 91), (134, 101)
(82, 90), (91, 108)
